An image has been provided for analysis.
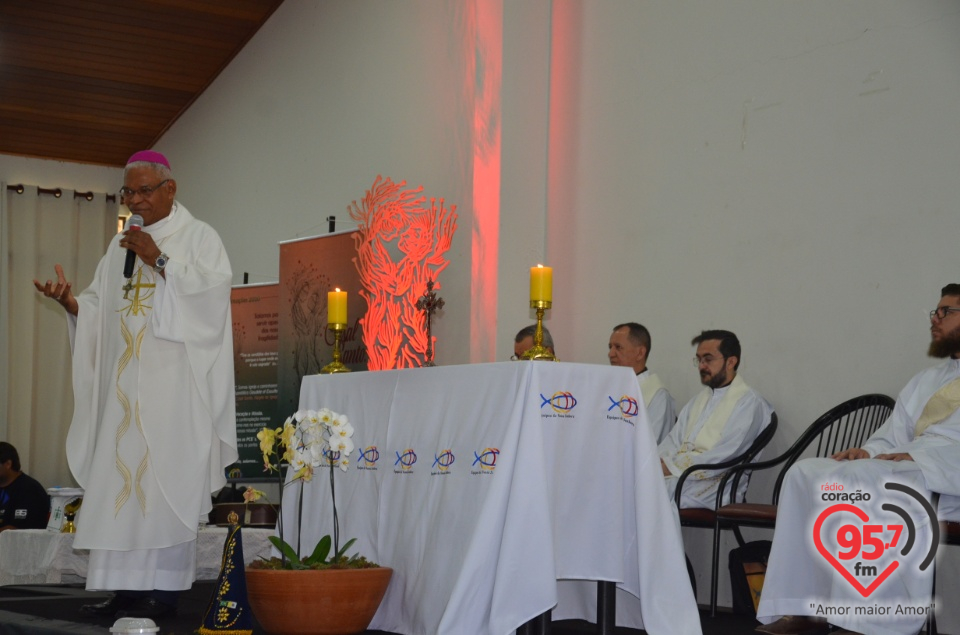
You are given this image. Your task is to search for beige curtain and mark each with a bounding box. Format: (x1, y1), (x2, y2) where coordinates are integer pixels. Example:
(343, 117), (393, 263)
(1, 184), (116, 488)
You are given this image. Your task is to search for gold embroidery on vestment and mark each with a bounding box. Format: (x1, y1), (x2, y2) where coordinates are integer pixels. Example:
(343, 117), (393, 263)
(134, 404), (149, 515)
(135, 324), (146, 359)
(115, 318), (134, 514)
(114, 258), (158, 515)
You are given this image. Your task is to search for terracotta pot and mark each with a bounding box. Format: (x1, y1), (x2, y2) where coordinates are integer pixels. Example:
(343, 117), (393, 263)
(246, 567), (393, 635)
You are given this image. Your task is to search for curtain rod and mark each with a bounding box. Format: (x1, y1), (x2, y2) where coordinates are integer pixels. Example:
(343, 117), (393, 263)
(6, 184), (116, 203)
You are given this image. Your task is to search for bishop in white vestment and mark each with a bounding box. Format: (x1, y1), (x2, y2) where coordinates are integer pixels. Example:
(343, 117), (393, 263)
(35, 151), (237, 618)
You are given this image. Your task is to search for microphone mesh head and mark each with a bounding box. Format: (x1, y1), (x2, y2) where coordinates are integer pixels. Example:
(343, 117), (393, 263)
(126, 214), (144, 229)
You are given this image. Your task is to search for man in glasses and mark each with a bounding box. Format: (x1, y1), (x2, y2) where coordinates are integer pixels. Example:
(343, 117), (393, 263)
(608, 322), (676, 444)
(658, 329), (774, 509)
(757, 284), (960, 635)
(33, 151), (237, 620)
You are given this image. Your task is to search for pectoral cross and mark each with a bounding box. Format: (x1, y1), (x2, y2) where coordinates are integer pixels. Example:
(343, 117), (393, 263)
(415, 279), (445, 367)
(119, 268), (156, 317)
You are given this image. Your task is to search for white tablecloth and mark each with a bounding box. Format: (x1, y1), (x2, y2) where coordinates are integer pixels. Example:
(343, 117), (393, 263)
(0, 526), (274, 586)
(288, 362), (700, 635)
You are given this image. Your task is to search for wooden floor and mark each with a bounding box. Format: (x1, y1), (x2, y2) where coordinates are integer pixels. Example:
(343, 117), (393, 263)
(0, 582), (778, 635)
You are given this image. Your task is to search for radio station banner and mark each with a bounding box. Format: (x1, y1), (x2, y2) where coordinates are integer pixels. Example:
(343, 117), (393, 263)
(230, 282), (280, 480)
(277, 230), (367, 418)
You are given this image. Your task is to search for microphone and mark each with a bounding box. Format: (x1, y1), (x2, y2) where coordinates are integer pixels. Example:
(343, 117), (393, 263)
(123, 214), (144, 279)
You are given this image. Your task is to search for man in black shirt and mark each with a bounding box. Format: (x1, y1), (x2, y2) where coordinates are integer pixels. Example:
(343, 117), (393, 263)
(0, 442), (49, 531)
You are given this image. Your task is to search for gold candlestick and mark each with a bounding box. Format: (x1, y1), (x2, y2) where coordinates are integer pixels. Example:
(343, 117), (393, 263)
(320, 323), (351, 374)
(521, 300), (557, 361)
(61, 497), (82, 533)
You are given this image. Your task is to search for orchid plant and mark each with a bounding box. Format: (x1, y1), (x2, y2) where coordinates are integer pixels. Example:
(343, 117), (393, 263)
(250, 408), (375, 570)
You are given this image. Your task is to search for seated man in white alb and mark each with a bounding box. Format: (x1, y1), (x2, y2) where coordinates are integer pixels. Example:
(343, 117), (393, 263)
(757, 284), (960, 635)
(659, 329), (774, 509)
(608, 322), (676, 443)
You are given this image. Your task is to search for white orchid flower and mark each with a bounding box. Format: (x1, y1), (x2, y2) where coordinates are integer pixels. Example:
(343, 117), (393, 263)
(328, 435), (354, 457)
(329, 420), (354, 441)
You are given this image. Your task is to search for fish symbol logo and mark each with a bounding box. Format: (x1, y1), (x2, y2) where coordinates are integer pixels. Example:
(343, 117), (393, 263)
(433, 450), (455, 471)
(608, 395), (639, 418)
(472, 447), (500, 470)
(324, 448), (341, 466)
(540, 391), (578, 413)
(395, 448), (418, 470)
(358, 446), (380, 467)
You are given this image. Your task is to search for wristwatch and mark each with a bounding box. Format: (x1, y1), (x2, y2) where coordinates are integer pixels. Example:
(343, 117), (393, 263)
(153, 252), (169, 274)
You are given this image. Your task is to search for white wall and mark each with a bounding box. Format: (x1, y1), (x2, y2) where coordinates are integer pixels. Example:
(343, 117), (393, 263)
(155, 0), (481, 359)
(557, 0), (960, 431)
(6, 0), (960, 623)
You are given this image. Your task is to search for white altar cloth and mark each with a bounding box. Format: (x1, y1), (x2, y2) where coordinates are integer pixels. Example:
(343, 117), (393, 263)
(287, 362), (700, 635)
(0, 526), (274, 586)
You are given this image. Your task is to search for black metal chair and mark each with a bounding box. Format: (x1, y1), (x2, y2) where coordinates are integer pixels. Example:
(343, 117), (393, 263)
(708, 394), (894, 616)
(673, 412), (779, 608)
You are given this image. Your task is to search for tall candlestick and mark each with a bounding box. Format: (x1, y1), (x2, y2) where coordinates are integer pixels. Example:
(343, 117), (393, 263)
(328, 288), (347, 325)
(529, 265), (552, 303)
(523, 266), (556, 361)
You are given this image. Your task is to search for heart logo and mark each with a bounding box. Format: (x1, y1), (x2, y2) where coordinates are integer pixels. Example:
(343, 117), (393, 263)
(813, 503), (899, 597)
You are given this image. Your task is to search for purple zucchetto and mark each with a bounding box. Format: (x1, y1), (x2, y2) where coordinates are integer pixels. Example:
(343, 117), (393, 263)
(126, 150), (170, 169)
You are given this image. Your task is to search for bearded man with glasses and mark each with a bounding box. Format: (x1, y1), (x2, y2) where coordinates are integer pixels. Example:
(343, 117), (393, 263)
(33, 150), (237, 621)
(658, 329), (774, 509)
(757, 284), (960, 635)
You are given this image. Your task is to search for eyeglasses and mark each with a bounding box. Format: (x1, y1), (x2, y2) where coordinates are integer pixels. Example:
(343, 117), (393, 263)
(693, 354), (723, 367)
(119, 179), (169, 200)
(930, 306), (960, 321)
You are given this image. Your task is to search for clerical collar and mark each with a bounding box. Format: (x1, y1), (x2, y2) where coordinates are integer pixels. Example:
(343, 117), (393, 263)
(636, 368), (649, 378)
(711, 382), (733, 395)
(146, 201), (178, 233)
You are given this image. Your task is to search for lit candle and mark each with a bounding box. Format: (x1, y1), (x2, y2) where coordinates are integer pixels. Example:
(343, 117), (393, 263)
(529, 264), (552, 302)
(328, 288), (347, 325)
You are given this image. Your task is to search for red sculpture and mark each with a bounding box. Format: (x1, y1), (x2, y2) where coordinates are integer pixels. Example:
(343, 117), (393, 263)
(349, 176), (457, 370)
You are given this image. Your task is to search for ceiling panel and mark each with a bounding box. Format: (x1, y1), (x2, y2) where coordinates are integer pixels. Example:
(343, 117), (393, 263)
(0, 0), (284, 166)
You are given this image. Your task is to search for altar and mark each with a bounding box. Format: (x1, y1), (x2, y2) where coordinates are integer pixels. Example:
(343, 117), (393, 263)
(285, 361), (701, 635)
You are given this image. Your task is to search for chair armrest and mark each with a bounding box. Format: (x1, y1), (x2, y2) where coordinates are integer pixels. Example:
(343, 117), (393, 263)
(714, 448), (797, 507)
(674, 452), (759, 509)
(674, 414), (778, 510)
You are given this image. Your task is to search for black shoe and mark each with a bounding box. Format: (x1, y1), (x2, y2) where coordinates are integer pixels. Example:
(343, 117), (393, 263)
(117, 597), (177, 619)
(79, 593), (136, 617)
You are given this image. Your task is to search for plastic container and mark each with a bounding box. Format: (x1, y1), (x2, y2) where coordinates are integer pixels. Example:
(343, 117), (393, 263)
(45, 487), (84, 532)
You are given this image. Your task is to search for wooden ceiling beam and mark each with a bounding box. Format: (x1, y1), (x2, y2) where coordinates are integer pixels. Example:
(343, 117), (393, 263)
(0, 0), (284, 165)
